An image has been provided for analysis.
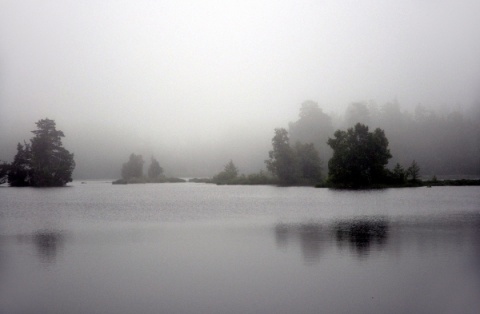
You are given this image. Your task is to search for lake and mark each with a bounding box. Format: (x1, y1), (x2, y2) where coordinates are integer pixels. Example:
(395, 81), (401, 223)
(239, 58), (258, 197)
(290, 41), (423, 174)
(0, 182), (479, 314)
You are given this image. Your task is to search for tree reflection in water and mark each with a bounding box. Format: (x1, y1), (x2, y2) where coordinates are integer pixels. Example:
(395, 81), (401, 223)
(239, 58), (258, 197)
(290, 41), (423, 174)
(334, 219), (389, 256)
(274, 218), (390, 263)
(298, 224), (325, 261)
(275, 223), (330, 263)
(33, 230), (64, 263)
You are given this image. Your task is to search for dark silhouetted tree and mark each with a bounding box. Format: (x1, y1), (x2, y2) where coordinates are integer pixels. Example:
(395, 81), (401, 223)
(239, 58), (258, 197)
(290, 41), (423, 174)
(7, 119), (75, 187)
(0, 161), (10, 185)
(407, 160), (420, 182)
(30, 119), (75, 186)
(147, 157), (163, 179)
(327, 123), (392, 188)
(8, 143), (32, 186)
(391, 163), (407, 184)
(121, 153), (144, 180)
(266, 128), (299, 184)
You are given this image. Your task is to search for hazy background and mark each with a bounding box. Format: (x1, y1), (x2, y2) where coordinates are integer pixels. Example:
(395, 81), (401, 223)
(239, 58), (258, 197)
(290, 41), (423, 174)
(1, 0), (479, 179)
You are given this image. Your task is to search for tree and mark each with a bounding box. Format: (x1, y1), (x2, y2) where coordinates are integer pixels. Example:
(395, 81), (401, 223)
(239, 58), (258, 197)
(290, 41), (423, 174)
(147, 157), (163, 179)
(288, 101), (334, 165)
(8, 143), (32, 186)
(391, 163), (407, 184)
(407, 160), (420, 182)
(265, 128), (299, 184)
(345, 102), (371, 127)
(7, 119), (75, 187)
(121, 153), (144, 180)
(294, 142), (322, 183)
(265, 128), (323, 185)
(0, 161), (10, 185)
(213, 160), (239, 184)
(327, 123), (392, 188)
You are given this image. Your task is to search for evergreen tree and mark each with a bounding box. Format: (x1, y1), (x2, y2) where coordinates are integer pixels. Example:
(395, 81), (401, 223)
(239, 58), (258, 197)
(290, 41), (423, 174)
(0, 161), (10, 185)
(8, 143), (32, 186)
(8, 119), (75, 187)
(213, 160), (239, 184)
(391, 163), (407, 184)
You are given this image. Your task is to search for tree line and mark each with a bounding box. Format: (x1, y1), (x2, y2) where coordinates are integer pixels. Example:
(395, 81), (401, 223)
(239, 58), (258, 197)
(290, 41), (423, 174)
(3, 101), (479, 189)
(208, 100), (479, 188)
(207, 121), (422, 188)
(342, 101), (480, 176)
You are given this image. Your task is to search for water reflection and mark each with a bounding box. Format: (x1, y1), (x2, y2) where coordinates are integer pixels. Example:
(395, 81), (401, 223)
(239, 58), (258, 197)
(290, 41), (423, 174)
(298, 224), (326, 261)
(275, 219), (390, 263)
(334, 219), (389, 256)
(33, 231), (64, 263)
(274, 214), (480, 263)
(275, 223), (326, 264)
(14, 230), (65, 263)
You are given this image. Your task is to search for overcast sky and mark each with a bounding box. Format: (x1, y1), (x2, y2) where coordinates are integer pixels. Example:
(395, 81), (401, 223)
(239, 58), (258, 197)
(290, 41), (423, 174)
(1, 0), (479, 177)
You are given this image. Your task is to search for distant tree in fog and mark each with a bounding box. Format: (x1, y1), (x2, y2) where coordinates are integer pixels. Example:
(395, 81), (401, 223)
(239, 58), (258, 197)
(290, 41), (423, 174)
(294, 142), (322, 183)
(266, 128), (322, 185)
(288, 101), (334, 163)
(345, 102), (371, 127)
(147, 157), (163, 179)
(121, 153), (144, 180)
(338, 100), (480, 177)
(266, 128), (299, 184)
(327, 123), (391, 187)
(213, 160), (239, 184)
(6, 119), (75, 187)
(407, 160), (421, 182)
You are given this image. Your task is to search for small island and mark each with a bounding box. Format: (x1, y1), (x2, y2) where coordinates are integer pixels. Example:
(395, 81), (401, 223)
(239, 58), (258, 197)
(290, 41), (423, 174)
(112, 154), (185, 184)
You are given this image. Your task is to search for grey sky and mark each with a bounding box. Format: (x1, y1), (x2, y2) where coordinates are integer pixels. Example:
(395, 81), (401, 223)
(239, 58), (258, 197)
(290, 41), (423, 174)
(1, 0), (479, 177)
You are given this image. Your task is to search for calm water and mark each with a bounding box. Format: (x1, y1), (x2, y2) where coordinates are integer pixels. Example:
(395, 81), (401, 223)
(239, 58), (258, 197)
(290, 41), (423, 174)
(0, 182), (479, 314)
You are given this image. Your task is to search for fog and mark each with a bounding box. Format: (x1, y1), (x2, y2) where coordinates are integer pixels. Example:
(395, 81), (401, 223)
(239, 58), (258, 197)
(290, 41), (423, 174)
(1, 0), (479, 179)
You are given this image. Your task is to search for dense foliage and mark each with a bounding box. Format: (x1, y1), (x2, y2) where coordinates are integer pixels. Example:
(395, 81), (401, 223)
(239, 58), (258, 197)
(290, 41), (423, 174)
(327, 123), (391, 188)
(121, 153), (144, 180)
(0, 162), (9, 184)
(6, 119), (75, 187)
(114, 154), (183, 184)
(341, 101), (480, 176)
(265, 128), (299, 184)
(294, 142), (322, 183)
(147, 157), (164, 179)
(212, 160), (239, 184)
(265, 128), (322, 185)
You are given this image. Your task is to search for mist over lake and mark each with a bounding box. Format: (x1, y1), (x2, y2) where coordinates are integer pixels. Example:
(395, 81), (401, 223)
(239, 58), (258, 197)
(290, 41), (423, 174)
(1, 182), (479, 314)
(1, 1), (480, 179)
(1, 1), (480, 313)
